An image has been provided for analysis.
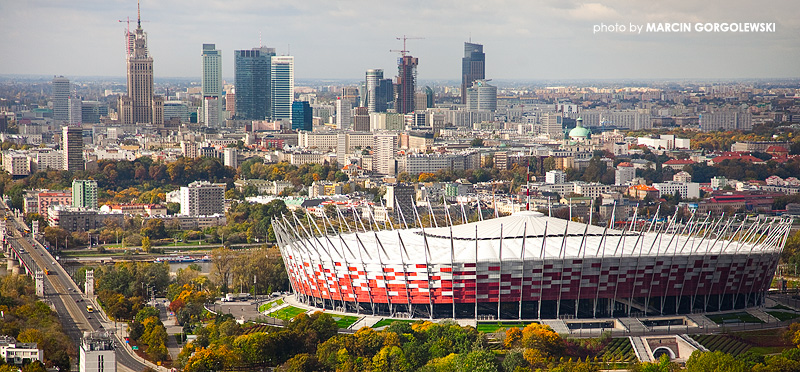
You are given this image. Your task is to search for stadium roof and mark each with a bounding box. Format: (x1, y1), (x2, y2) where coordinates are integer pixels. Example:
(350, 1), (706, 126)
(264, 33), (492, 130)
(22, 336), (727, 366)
(277, 211), (788, 266)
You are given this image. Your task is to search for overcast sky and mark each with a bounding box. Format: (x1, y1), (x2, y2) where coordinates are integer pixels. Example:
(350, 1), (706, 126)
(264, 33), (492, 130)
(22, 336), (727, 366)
(1, 0), (799, 81)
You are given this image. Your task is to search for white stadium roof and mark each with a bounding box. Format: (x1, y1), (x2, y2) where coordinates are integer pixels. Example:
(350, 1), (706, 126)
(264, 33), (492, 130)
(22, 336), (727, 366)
(278, 211), (789, 266)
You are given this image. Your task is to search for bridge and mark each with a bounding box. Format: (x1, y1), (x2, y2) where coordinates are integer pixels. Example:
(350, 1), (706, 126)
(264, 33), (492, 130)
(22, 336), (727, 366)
(0, 202), (164, 372)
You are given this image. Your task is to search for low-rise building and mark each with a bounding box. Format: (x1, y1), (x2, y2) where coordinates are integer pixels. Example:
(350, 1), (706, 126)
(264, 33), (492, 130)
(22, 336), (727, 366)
(653, 181), (700, 199)
(2, 150), (30, 176)
(0, 335), (43, 365)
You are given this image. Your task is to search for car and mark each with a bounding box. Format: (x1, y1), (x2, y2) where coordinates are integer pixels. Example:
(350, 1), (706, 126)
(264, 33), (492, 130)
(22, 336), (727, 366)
(87, 316), (92, 319)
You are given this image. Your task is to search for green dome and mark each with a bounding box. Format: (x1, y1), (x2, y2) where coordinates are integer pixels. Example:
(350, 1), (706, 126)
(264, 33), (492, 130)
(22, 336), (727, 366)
(569, 126), (591, 139)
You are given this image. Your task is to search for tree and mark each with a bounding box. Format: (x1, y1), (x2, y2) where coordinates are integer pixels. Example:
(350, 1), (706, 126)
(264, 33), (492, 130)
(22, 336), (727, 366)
(43, 226), (70, 250)
(211, 247), (236, 293)
(141, 236), (152, 253)
(470, 138), (484, 147)
(685, 351), (748, 372)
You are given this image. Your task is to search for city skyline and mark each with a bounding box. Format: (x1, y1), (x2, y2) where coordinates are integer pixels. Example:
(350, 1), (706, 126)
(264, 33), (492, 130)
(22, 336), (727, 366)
(1, 1), (799, 80)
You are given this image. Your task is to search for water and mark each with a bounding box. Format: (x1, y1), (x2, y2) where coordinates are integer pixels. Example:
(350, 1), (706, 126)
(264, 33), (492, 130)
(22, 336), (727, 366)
(168, 261), (212, 274)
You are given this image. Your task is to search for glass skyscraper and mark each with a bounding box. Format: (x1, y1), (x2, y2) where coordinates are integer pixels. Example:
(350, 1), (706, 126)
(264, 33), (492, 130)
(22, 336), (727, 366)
(461, 42), (485, 104)
(291, 101), (312, 131)
(271, 56), (294, 122)
(234, 47), (274, 120)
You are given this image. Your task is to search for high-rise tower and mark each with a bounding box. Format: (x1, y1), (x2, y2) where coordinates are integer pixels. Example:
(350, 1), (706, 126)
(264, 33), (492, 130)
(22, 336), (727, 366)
(234, 47), (274, 120)
(396, 56), (418, 114)
(270, 56), (294, 122)
(365, 69), (393, 113)
(461, 42), (485, 104)
(52, 76), (70, 124)
(201, 44), (222, 126)
(119, 2), (162, 125)
(62, 126), (84, 171)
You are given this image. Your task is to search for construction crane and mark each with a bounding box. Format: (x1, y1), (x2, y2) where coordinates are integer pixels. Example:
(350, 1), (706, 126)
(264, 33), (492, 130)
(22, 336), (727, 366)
(118, 1), (148, 55)
(390, 35), (424, 57)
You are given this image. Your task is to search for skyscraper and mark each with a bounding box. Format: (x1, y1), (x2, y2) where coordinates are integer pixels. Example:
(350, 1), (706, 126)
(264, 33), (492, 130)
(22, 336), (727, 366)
(62, 126), (84, 171)
(365, 69), (394, 113)
(396, 55), (418, 114)
(119, 3), (163, 125)
(271, 56), (294, 122)
(201, 44), (222, 126)
(234, 47), (274, 120)
(72, 179), (98, 209)
(291, 101), (312, 131)
(461, 42), (485, 104)
(52, 76), (70, 124)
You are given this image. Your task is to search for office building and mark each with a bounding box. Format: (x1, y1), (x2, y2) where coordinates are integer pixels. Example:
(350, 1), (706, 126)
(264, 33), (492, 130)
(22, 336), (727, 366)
(201, 44), (223, 126)
(461, 42), (485, 104)
(62, 126), (84, 171)
(545, 170), (566, 184)
(352, 107), (370, 132)
(465, 80), (497, 111)
(384, 183), (415, 221)
(699, 110), (753, 132)
(271, 56), (294, 121)
(72, 180), (98, 209)
(52, 76), (71, 124)
(365, 69), (393, 113)
(291, 101), (312, 131)
(79, 332), (115, 372)
(180, 181), (225, 216)
(374, 134), (397, 175)
(234, 47), (274, 120)
(615, 162), (636, 186)
(223, 148), (238, 169)
(396, 55), (418, 114)
(68, 97), (82, 125)
(335, 97), (351, 129)
(540, 112), (563, 139)
(202, 97), (221, 127)
(81, 101), (106, 124)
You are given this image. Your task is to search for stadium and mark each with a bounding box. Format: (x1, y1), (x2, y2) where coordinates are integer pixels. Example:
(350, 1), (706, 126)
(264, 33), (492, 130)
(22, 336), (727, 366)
(273, 209), (790, 320)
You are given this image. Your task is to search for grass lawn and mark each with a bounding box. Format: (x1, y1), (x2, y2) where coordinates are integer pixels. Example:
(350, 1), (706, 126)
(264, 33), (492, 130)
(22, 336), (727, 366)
(706, 312), (765, 324)
(767, 311), (800, 322)
(258, 299), (285, 313)
(331, 315), (360, 329)
(477, 322), (537, 333)
(371, 319), (419, 329)
(267, 306), (307, 321)
(748, 346), (791, 355)
(769, 304), (796, 311)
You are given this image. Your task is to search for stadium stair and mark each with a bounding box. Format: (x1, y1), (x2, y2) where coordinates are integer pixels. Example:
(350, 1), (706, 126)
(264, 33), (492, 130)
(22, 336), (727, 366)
(629, 336), (653, 363)
(540, 319), (571, 334)
(617, 318), (648, 334)
(686, 314), (718, 329)
(746, 308), (778, 323)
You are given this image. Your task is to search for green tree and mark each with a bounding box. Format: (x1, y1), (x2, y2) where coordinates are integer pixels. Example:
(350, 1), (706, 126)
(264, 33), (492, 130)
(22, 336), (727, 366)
(685, 351), (748, 372)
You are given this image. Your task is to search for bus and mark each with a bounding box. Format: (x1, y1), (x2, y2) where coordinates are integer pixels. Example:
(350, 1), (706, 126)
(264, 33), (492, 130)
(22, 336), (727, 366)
(86, 305), (94, 313)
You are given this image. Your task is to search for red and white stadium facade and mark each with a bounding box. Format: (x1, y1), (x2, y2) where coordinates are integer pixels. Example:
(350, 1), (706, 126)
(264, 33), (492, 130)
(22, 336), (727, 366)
(273, 210), (790, 319)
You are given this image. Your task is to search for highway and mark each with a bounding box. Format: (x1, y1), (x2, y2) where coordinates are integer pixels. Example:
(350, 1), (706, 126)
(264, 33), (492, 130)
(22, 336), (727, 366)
(2, 206), (157, 372)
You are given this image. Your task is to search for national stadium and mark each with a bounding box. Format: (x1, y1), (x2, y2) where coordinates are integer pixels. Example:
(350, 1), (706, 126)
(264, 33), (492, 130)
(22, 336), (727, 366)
(273, 209), (790, 320)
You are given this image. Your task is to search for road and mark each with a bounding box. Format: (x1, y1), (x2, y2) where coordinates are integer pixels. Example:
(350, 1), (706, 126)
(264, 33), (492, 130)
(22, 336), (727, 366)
(1, 206), (158, 372)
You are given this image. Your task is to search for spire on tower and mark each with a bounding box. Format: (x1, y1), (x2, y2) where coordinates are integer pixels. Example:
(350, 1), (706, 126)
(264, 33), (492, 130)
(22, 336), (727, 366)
(137, 0), (141, 28)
